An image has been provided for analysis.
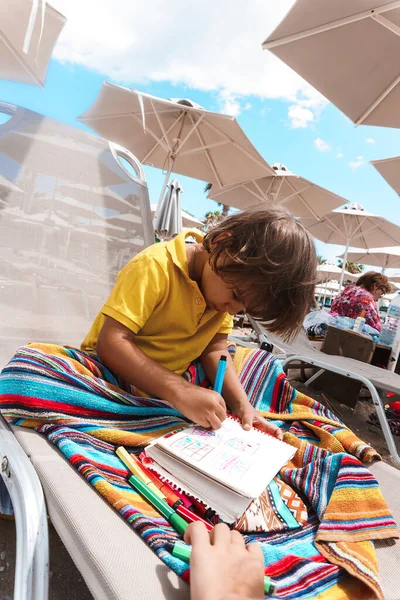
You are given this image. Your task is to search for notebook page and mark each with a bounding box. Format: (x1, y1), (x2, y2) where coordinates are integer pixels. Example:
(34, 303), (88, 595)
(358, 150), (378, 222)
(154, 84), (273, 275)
(153, 416), (296, 499)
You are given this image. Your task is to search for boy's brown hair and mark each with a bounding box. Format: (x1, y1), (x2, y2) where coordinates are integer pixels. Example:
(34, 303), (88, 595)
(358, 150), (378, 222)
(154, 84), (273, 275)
(356, 271), (391, 294)
(203, 206), (318, 340)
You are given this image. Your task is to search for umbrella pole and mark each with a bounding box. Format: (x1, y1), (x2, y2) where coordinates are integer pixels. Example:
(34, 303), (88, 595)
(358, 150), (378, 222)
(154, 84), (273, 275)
(339, 243), (350, 287)
(382, 255), (389, 275)
(157, 158), (175, 207)
(323, 281), (328, 305)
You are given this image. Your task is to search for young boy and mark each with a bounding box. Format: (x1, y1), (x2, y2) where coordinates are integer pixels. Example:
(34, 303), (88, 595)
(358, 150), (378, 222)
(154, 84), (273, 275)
(81, 206), (317, 435)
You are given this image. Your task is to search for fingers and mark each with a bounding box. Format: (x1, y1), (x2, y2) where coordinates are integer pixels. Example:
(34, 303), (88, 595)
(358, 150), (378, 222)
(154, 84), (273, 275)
(241, 409), (253, 431)
(184, 521), (211, 547)
(209, 523), (231, 546)
(215, 398), (227, 423)
(246, 541), (264, 560)
(229, 529), (245, 546)
(253, 413), (284, 440)
(207, 413), (223, 430)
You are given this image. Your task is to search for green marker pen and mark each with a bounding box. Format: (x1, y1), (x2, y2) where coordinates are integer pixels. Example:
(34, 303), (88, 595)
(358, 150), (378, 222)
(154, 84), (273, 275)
(171, 541), (276, 595)
(128, 474), (188, 536)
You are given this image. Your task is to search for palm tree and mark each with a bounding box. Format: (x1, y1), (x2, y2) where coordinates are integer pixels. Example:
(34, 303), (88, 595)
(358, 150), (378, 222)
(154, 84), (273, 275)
(317, 255), (327, 265)
(204, 183), (230, 219)
(203, 210), (223, 231)
(337, 259), (363, 274)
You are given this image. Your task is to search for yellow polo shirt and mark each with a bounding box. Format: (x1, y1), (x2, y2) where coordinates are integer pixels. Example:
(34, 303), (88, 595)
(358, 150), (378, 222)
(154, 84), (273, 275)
(81, 229), (233, 374)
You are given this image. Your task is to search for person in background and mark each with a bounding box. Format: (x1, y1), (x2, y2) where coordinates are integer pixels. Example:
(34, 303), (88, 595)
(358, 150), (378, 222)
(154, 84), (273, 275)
(330, 271), (391, 332)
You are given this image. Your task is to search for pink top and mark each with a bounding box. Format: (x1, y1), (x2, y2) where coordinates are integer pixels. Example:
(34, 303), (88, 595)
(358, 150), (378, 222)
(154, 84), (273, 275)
(330, 285), (381, 332)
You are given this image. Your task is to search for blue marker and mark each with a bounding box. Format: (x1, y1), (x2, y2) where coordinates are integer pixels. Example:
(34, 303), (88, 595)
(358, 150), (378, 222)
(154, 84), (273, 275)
(213, 355), (227, 394)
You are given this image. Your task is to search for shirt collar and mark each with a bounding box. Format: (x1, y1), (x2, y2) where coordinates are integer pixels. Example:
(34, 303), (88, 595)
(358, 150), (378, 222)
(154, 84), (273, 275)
(166, 229), (204, 277)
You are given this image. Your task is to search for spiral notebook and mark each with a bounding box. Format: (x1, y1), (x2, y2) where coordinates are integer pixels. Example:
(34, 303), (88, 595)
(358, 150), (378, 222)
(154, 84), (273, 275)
(145, 416), (296, 522)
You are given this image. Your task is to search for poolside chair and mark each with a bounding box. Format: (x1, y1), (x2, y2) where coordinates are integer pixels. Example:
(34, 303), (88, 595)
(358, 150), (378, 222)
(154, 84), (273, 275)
(0, 103), (189, 600)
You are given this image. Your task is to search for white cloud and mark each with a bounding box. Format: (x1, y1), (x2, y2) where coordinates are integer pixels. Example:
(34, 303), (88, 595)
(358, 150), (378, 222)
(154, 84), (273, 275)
(288, 105), (313, 129)
(348, 156), (365, 170)
(336, 153), (343, 158)
(217, 91), (242, 117)
(314, 138), (331, 152)
(50, 0), (326, 119)
(366, 138), (375, 143)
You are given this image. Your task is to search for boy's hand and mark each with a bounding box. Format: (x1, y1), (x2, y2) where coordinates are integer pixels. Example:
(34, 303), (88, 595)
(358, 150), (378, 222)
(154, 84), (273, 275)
(231, 402), (283, 439)
(184, 522), (264, 600)
(175, 387), (227, 429)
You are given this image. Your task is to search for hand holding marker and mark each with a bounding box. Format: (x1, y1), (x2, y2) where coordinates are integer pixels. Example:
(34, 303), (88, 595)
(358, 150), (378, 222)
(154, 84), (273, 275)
(171, 540), (276, 595)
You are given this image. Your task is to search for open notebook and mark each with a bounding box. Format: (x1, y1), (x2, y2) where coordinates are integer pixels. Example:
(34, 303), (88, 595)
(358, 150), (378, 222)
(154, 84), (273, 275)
(145, 416), (296, 522)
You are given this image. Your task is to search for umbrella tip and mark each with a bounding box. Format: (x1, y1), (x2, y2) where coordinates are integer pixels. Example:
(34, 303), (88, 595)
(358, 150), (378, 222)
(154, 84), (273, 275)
(170, 98), (205, 110)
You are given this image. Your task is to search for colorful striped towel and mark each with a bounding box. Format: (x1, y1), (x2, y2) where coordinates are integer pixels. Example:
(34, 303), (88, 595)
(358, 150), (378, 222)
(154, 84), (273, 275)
(0, 343), (397, 599)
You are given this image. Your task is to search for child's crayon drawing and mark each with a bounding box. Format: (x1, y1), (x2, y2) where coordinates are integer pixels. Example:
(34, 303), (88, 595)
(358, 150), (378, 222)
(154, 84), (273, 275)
(224, 437), (260, 455)
(212, 450), (250, 477)
(170, 436), (216, 461)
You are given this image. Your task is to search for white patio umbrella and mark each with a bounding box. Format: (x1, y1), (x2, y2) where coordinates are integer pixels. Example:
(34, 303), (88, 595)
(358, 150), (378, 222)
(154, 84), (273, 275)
(263, 0), (400, 128)
(339, 247), (400, 273)
(317, 264), (357, 283)
(78, 83), (274, 204)
(306, 203), (400, 286)
(0, 0), (66, 87)
(315, 279), (343, 305)
(150, 204), (202, 229)
(153, 179), (182, 240)
(371, 156), (400, 195)
(207, 163), (348, 220)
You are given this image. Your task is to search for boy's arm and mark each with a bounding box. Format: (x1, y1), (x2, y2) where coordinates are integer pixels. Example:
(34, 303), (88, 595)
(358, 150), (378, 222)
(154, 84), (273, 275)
(97, 316), (227, 430)
(200, 333), (283, 438)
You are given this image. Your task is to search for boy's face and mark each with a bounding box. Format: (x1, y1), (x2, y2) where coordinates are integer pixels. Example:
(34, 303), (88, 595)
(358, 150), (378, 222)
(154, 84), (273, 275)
(200, 262), (245, 315)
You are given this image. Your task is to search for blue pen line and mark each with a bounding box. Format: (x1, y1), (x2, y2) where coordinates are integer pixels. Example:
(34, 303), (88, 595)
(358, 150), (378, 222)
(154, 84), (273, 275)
(213, 355), (227, 395)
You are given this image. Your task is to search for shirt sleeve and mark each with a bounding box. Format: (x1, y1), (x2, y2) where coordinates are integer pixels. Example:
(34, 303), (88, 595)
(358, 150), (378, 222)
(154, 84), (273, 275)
(218, 312), (234, 334)
(365, 301), (382, 332)
(102, 255), (166, 334)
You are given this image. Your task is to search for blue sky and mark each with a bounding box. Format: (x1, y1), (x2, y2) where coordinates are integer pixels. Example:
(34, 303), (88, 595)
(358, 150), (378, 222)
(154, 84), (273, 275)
(2, 0), (400, 267)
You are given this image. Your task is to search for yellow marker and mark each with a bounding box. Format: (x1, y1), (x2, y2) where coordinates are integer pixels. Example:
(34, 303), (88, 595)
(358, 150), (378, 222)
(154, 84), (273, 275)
(116, 446), (166, 500)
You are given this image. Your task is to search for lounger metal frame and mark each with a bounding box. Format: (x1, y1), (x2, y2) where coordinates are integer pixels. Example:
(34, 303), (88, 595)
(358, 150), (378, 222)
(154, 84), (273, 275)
(0, 416), (49, 600)
(281, 354), (400, 467)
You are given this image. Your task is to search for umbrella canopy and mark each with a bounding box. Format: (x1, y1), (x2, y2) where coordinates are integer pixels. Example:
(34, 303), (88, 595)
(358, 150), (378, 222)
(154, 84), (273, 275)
(371, 156), (400, 195)
(207, 164), (347, 220)
(306, 203), (400, 285)
(0, 0), (66, 87)
(150, 204), (202, 229)
(339, 247), (400, 273)
(263, 0), (400, 128)
(78, 83), (274, 201)
(317, 264), (357, 283)
(153, 179), (182, 240)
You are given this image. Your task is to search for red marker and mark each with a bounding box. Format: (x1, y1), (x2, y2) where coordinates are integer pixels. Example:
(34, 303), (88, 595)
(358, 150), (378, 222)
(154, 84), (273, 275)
(174, 503), (214, 532)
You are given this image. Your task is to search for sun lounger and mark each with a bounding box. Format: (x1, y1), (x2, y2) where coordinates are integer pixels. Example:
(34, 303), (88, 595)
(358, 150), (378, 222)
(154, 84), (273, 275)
(0, 104), (398, 599)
